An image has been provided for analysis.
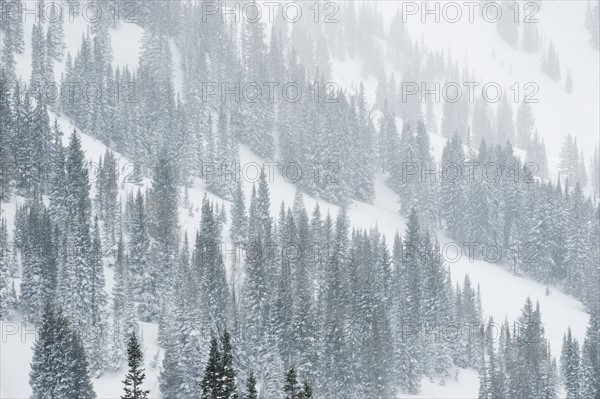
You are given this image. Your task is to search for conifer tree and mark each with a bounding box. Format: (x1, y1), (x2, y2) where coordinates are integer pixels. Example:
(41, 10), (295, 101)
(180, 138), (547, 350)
(121, 332), (150, 399)
(244, 372), (259, 399)
(147, 155), (179, 312)
(284, 367), (301, 399)
(0, 213), (14, 319)
(395, 209), (423, 394)
(110, 233), (137, 369)
(299, 380), (313, 399)
(496, 95), (515, 145)
(559, 135), (582, 186)
(87, 216), (108, 375)
(230, 180), (248, 247)
(579, 308), (600, 399)
(440, 133), (466, 241)
(561, 327), (581, 399)
(96, 149), (119, 249)
(516, 102), (535, 149)
(542, 40), (561, 80)
(472, 95), (494, 147)
(566, 69), (573, 93)
(222, 331), (238, 398)
(201, 337), (222, 399)
(30, 305), (96, 399)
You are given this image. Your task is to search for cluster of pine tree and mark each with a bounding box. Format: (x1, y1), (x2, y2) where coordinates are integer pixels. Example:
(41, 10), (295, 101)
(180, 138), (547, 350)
(478, 298), (558, 399)
(0, 71), (57, 198)
(436, 132), (600, 306)
(375, 105), (597, 306)
(156, 164), (485, 397)
(560, 306), (600, 399)
(30, 305), (151, 399)
(29, 305), (96, 399)
(0, 0), (26, 83)
(373, 94), (598, 305)
(173, 328), (314, 399)
(375, 49), (552, 157)
(36, 1), (381, 205)
(10, 129), (111, 375)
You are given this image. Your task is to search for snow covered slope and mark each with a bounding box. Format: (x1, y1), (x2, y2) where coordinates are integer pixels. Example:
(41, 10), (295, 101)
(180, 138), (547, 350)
(1, 1), (595, 398)
(0, 114), (590, 398)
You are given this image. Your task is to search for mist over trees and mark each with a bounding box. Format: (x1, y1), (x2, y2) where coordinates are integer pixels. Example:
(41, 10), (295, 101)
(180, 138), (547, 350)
(0, 1), (598, 398)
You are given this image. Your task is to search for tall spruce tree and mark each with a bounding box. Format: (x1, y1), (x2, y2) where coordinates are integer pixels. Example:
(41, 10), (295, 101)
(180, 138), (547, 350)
(30, 305), (96, 399)
(121, 332), (150, 399)
(561, 327), (581, 399)
(244, 372), (259, 399)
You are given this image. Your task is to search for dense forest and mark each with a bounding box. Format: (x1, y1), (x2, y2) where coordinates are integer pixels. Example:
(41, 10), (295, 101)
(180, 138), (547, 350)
(0, 1), (599, 398)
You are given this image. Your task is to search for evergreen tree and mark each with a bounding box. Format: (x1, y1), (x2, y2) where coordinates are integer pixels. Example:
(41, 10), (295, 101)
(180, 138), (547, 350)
(526, 130), (549, 180)
(395, 209), (423, 394)
(196, 196), (229, 331)
(559, 135), (585, 186)
(30, 23), (53, 90)
(238, 7), (274, 158)
(96, 149), (119, 250)
(30, 305), (96, 399)
(244, 372), (259, 399)
(472, 95), (494, 148)
(579, 308), (600, 399)
(0, 213), (15, 319)
(147, 155), (179, 307)
(566, 68), (573, 94)
(87, 216), (108, 375)
(110, 233), (137, 369)
(283, 367), (301, 399)
(413, 120), (438, 231)
(201, 337), (222, 399)
(542, 40), (561, 81)
(19, 201), (57, 323)
(30, 94), (53, 191)
(220, 330), (238, 399)
(564, 183), (588, 295)
(129, 189), (156, 320)
(65, 130), (92, 221)
(496, 95), (515, 145)
(516, 102), (535, 149)
(46, 2), (65, 60)
(422, 240), (453, 381)
(230, 180), (248, 247)
(299, 380), (313, 399)
(121, 332), (150, 399)
(0, 69), (14, 201)
(561, 327), (581, 399)
(440, 133), (466, 241)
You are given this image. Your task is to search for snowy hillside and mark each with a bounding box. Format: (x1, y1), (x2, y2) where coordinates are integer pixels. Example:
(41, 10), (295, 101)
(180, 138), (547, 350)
(1, 1), (599, 398)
